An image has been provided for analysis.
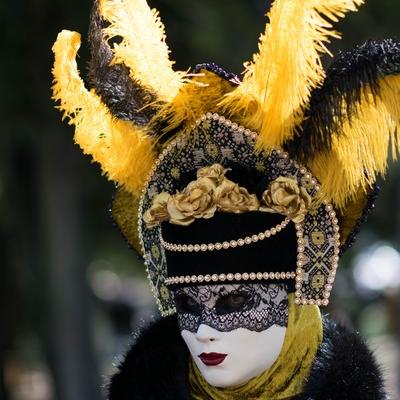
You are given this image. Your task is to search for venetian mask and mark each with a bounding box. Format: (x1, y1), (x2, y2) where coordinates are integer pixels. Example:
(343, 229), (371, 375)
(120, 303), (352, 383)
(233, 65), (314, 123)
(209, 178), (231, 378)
(174, 283), (289, 388)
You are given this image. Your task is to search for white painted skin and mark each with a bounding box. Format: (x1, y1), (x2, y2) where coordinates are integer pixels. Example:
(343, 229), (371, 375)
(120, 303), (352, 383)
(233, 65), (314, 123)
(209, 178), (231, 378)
(181, 323), (287, 388)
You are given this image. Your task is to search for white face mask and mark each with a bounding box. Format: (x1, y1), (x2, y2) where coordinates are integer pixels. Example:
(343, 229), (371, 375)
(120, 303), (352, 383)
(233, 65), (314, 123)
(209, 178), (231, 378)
(175, 284), (288, 388)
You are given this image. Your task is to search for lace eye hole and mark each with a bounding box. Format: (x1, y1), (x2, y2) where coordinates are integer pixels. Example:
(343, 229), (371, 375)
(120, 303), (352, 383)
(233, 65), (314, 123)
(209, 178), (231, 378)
(175, 294), (201, 315)
(215, 293), (250, 315)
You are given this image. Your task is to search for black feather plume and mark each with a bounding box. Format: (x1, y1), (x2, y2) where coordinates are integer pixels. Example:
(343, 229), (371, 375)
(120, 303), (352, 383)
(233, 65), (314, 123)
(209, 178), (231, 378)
(87, 0), (158, 126)
(287, 39), (400, 160)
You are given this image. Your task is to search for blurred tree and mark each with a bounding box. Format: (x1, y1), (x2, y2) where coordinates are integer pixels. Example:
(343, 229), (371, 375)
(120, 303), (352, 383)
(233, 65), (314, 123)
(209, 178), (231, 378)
(2, 1), (102, 399)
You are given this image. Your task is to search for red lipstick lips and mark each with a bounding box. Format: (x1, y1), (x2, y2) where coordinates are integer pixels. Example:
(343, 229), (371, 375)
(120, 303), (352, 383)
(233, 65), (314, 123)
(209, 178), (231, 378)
(198, 352), (227, 366)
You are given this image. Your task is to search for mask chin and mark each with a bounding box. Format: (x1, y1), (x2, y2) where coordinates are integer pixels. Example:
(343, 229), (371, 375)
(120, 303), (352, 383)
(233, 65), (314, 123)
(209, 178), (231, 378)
(181, 324), (287, 388)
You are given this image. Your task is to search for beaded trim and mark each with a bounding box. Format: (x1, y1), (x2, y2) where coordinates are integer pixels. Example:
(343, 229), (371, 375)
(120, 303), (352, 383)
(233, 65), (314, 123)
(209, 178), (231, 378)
(160, 217), (290, 253)
(293, 213), (339, 307)
(165, 271), (296, 286)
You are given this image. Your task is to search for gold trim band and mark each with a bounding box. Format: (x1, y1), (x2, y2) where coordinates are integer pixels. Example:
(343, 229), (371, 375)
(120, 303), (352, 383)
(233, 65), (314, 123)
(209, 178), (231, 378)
(160, 217), (290, 252)
(165, 271), (296, 285)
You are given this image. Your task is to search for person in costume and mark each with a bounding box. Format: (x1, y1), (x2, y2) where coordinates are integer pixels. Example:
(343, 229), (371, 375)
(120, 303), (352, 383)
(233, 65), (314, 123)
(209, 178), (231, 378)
(51, 0), (400, 398)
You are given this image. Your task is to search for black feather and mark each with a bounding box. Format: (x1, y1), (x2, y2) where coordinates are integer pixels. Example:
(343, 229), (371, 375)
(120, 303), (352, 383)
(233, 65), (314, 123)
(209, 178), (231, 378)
(287, 39), (400, 160)
(300, 318), (386, 400)
(108, 315), (191, 400)
(87, 0), (158, 126)
(192, 62), (241, 84)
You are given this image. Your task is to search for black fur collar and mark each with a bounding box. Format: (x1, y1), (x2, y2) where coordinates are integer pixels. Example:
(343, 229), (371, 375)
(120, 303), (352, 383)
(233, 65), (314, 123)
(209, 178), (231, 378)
(108, 316), (386, 400)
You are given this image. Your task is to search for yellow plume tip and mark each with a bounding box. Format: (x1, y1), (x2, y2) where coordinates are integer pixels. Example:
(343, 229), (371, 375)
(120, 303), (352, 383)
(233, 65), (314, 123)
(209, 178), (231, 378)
(51, 29), (156, 196)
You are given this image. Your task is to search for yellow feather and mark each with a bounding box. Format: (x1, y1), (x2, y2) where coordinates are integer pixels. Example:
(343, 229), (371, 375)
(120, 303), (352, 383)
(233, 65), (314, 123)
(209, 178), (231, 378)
(112, 188), (143, 255)
(99, 0), (185, 102)
(220, 0), (363, 152)
(51, 30), (156, 196)
(308, 75), (400, 209)
(337, 186), (371, 246)
(155, 71), (236, 135)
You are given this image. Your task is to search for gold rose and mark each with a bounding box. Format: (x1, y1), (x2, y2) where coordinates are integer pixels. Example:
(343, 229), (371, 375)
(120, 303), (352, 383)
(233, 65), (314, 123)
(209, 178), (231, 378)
(261, 177), (311, 223)
(143, 192), (171, 228)
(196, 163), (230, 185)
(215, 179), (259, 213)
(166, 178), (217, 226)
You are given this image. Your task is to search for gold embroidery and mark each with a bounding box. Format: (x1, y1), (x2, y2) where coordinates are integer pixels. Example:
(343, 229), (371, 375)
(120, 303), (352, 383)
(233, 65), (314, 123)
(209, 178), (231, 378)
(170, 167), (180, 180)
(312, 272), (325, 289)
(206, 143), (218, 158)
(151, 244), (160, 260)
(311, 231), (325, 246)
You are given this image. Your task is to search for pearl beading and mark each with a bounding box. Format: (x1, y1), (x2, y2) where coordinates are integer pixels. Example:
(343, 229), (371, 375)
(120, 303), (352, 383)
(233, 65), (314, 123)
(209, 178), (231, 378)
(160, 217), (290, 253)
(165, 271), (296, 286)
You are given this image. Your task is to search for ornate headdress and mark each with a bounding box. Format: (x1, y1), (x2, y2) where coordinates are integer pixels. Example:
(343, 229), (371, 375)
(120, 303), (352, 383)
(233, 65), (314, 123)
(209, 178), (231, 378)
(52, 0), (400, 316)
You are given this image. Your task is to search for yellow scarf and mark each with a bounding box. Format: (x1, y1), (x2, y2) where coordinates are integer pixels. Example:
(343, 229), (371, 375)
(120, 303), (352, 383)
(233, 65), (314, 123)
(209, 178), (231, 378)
(189, 294), (322, 400)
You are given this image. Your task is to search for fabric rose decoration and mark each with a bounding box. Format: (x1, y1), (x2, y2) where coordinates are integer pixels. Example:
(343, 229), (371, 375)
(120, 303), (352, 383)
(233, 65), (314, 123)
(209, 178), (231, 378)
(166, 178), (217, 226)
(197, 163), (228, 185)
(144, 164), (223, 228)
(215, 179), (259, 213)
(261, 177), (311, 223)
(144, 163), (312, 228)
(143, 192), (171, 228)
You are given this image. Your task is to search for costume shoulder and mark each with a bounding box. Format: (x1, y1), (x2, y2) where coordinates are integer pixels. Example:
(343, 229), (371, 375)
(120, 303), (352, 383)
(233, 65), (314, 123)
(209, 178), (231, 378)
(300, 318), (386, 400)
(108, 316), (386, 400)
(107, 315), (191, 400)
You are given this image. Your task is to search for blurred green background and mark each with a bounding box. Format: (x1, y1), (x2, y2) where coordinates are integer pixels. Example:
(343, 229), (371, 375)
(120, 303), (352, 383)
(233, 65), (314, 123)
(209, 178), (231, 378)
(2, 1), (400, 399)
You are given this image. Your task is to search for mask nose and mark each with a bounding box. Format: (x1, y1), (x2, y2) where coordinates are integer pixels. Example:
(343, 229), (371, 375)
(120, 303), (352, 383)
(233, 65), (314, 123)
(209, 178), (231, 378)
(196, 324), (220, 343)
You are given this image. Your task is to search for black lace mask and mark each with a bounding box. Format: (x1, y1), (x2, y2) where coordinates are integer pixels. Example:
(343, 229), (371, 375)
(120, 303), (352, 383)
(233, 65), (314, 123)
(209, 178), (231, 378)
(174, 284), (288, 333)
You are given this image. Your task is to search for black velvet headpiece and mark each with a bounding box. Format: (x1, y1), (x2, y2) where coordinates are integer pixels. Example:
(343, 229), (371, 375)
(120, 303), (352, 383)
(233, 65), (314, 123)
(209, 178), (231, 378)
(162, 212), (297, 292)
